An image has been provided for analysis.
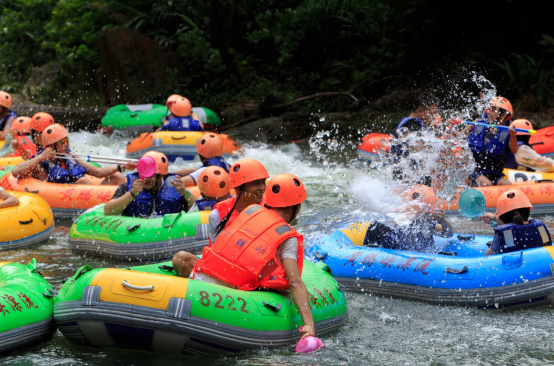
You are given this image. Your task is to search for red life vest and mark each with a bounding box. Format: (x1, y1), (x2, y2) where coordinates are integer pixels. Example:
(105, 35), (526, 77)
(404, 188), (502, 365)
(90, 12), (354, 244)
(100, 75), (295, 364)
(193, 204), (303, 291)
(10, 135), (37, 158)
(213, 195), (266, 228)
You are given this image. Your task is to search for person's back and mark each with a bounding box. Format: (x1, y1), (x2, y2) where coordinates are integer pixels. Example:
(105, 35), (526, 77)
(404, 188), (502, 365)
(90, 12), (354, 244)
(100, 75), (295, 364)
(159, 97), (203, 132)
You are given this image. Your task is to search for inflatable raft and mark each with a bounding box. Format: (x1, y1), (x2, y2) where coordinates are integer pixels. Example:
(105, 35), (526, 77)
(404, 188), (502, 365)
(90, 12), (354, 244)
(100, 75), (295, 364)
(0, 259), (56, 353)
(307, 222), (554, 309)
(125, 131), (241, 162)
(69, 204), (210, 260)
(0, 173), (118, 218)
(529, 126), (554, 158)
(0, 191), (54, 251)
(504, 168), (554, 183)
(54, 260), (347, 354)
(102, 104), (223, 135)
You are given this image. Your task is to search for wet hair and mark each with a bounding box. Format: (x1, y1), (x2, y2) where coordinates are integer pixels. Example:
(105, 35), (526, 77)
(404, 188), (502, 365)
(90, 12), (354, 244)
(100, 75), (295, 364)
(514, 173), (528, 182)
(212, 183), (244, 237)
(404, 120), (423, 133)
(499, 207), (530, 226)
(412, 92), (440, 111)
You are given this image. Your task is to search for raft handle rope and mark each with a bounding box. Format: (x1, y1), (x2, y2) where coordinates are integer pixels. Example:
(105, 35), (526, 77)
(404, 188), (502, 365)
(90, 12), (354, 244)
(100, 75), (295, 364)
(171, 135), (188, 140)
(126, 224), (141, 233)
(18, 218), (33, 225)
(314, 251), (327, 261)
(445, 266), (468, 274)
(24, 187), (40, 194)
(122, 280), (154, 291)
(41, 289), (58, 298)
(158, 265), (175, 272)
(263, 302), (282, 312)
(457, 234), (475, 241)
(437, 251), (458, 256)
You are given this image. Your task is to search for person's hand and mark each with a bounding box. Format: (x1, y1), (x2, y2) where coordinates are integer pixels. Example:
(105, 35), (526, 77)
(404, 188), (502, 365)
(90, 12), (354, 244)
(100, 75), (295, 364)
(508, 123), (517, 137)
(480, 212), (496, 224)
(300, 324), (316, 340)
(173, 175), (187, 195)
(10, 139), (21, 149)
(120, 161), (137, 171)
(38, 147), (55, 161)
(130, 179), (144, 197)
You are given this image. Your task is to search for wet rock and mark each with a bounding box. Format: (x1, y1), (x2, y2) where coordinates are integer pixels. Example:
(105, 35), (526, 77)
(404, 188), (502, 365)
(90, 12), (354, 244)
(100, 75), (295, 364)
(97, 26), (179, 105)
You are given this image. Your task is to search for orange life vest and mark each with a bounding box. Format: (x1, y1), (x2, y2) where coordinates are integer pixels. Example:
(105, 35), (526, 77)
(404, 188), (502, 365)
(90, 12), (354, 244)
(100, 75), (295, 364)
(193, 204), (304, 291)
(213, 196), (239, 226)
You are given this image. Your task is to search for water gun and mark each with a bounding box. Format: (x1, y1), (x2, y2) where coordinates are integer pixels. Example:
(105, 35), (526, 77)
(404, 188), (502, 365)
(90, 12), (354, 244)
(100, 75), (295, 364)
(462, 121), (537, 135)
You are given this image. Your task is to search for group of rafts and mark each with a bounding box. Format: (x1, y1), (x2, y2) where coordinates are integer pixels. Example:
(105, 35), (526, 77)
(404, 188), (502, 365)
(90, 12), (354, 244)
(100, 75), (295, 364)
(2, 93), (554, 355)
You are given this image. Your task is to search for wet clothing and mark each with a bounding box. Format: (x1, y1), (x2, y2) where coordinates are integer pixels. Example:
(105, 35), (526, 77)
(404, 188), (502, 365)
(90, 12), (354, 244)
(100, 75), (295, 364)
(0, 110), (17, 131)
(505, 141), (531, 171)
(190, 193), (232, 212)
(188, 156), (231, 184)
(159, 116), (203, 132)
(111, 172), (189, 218)
(490, 219), (552, 254)
(40, 152), (87, 184)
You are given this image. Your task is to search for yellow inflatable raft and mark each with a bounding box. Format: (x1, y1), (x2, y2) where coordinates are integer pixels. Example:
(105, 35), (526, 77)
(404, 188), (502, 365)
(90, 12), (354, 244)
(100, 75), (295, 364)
(0, 191), (54, 251)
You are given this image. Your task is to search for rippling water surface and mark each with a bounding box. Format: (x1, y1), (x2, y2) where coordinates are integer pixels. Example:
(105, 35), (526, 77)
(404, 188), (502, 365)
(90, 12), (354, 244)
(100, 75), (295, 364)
(2, 130), (554, 365)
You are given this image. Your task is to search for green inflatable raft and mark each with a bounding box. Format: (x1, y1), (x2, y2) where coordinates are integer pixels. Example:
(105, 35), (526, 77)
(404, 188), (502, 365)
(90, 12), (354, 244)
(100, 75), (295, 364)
(0, 259), (56, 353)
(101, 104), (222, 135)
(54, 260), (347, 354)
(69, 204), (210, 260)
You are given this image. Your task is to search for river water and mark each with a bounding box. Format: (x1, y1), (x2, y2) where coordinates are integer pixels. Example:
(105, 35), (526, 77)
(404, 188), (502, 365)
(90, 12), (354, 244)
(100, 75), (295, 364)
(2, 130), (554, 365)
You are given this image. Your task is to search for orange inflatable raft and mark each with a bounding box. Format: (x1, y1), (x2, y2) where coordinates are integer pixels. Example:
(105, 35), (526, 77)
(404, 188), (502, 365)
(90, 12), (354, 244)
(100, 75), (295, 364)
(125, 131), (241, 162)
(529, 126), (554, 158)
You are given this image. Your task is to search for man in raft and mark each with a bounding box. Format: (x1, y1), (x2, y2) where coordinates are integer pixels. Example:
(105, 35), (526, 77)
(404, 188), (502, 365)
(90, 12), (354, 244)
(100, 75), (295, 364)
(173, 133), (231, 187)
(11, 124), (133, 185)
(0, 91), (17, 141)
(104, 151), (197, 218)
(172, 174), (316, 340)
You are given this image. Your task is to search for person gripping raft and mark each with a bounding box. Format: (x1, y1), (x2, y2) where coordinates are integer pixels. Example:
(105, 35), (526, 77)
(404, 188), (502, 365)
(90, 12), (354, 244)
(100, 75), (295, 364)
(505, 119), (554, 173)
(465, 96), (518, 186)
(171, 174), (316, 341)
(173, 133), (231, 187)
(158, 96), (204, 132)
(12, 124), (134, 185)
(188, 166), (232, 212)
(104, 151), (197, 218)
(0, 91), (17, 141)
(482, 189), (552, 255)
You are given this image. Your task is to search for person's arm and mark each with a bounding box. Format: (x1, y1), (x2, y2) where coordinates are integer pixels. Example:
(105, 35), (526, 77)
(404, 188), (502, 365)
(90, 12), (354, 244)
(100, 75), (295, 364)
(172, 167), (197, 176)
(172, 174), (198, 207)
(515, 145), (554, 173)
(0, 189), (19, 208)
(11, 147), (54, 178)
(77, 159), (136, 178)
(481, 212), (504, 226)
(485, 235), (501, 256)
(191, 112), (204, 130)
(0, 116), (15, 140)
(104, 181), (142, 216)
(508, 124), (518, 154)
(282, 258), (315, 340)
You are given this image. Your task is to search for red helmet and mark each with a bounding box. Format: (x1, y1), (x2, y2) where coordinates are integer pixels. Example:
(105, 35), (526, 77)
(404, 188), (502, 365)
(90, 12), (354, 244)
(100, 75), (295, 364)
(229, 159), (269, 189)
(198, 166), (230, 198)
(0, 91), (12, 109)
(166, 94), (181, 109)
(10, 117), (32, 135)
(31, 112), (55, 132)
(170, 97), (192, 117)
(496, 189), (532, 217)
(143, 151), (169, 175)
(197, 133), (223, 158)
(510, 119), (533, 136)
(42, 124), (69, 146)
(265, 174), (307, 207)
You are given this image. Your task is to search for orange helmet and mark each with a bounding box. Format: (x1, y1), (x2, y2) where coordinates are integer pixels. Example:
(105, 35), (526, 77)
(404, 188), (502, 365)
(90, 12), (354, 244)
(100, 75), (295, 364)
(266, 174), (307, 207)
(403, 185), (438, 208)
(42, 124), (69, 146)
(166, 94), (181, 109)
(197, 133), (223, 158)
(170, 97), (192, 117)
(10, 117), (32, 135)
(199, 166), (230, 198)
(143, 151), (169, 175)
(496, 189), (532, 217)
(489, 96), (513, 121)
(511, 119), (533, 136)
(0, 91), (12, 109)
(229, 159), (269, 189)
(31, 112), (55, 132)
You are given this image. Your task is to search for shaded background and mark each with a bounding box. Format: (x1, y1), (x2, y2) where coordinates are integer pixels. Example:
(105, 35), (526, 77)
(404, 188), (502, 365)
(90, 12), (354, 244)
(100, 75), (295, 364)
(1, 0), (553, 127)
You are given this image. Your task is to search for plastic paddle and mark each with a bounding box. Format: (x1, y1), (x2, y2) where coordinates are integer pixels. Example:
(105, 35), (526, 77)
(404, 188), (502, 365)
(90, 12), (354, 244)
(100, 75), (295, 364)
(458, 188), (497, 227)
(463, 121), (536, 135)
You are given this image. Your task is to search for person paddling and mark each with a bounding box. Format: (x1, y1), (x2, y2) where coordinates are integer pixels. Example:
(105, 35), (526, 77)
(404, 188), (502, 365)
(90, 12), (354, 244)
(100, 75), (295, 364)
(171, 174), (316, 341)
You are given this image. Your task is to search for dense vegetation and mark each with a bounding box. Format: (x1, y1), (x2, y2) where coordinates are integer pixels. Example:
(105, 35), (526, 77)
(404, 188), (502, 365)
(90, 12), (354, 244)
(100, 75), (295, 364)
(1, 0), (553, 118)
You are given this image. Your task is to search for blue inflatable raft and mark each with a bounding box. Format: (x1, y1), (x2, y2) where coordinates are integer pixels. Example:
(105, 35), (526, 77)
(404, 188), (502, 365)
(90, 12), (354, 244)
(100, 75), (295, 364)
(307, 222), (554, 309)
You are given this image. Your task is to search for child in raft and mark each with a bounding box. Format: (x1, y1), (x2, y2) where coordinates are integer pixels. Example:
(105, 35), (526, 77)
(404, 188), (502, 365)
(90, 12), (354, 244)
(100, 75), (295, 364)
(188, 166), (232, 212)
(0, 91), (17, 141)
(158, 96), (203, 132)
(465, 96), (518, 186)
(505, 119), (554, 173)
(363, 185), (454, 252)
(482, 189), (552, 255)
